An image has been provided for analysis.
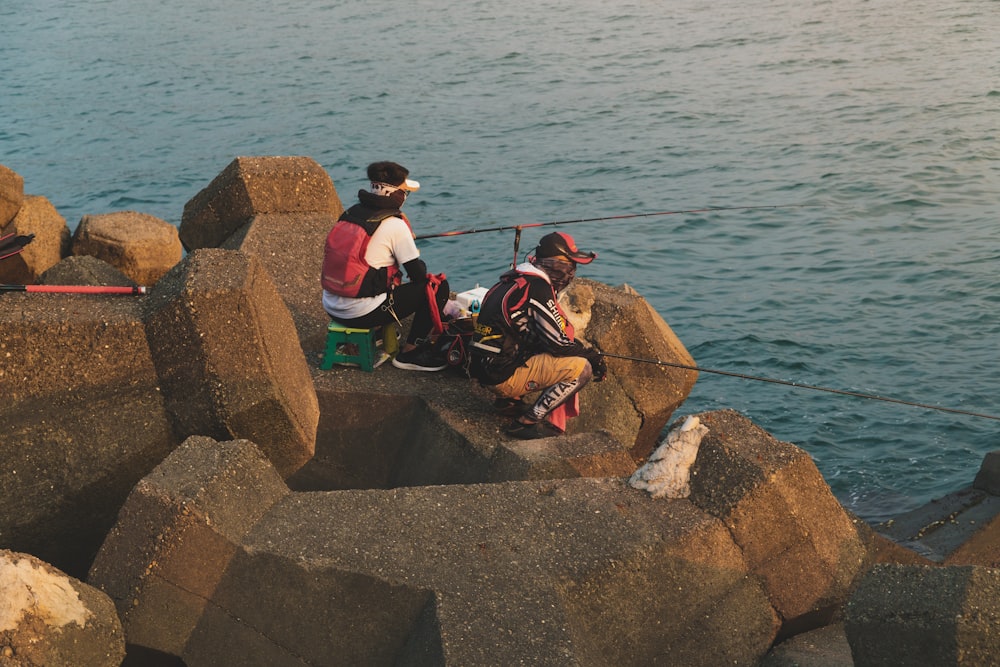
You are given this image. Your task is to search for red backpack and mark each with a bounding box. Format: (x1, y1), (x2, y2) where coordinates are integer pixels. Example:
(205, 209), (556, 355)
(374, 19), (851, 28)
(322, 208), (411, 298)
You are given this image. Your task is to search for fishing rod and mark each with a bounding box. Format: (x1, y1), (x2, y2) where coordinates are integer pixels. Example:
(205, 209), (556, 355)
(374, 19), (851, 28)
(602, 352), (1000, 422)
(1, 284), (148, 295)
(414, 204), (812, 241)
(414, 204), (815, 267)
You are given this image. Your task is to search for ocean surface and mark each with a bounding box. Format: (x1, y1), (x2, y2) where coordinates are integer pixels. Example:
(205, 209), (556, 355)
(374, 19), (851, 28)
(3, 0), (998, 522)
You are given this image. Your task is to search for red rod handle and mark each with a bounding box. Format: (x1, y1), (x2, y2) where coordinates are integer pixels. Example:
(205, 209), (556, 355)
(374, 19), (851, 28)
(3, 285), (148, 295)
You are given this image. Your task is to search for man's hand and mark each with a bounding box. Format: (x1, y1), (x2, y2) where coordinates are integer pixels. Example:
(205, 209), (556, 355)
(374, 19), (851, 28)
(584, 348), (607, 382)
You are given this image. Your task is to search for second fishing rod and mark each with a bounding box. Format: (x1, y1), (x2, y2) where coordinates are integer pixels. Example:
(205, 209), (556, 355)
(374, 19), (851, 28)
(415, 203), (1000, 425)
(415, 204), (814, 267)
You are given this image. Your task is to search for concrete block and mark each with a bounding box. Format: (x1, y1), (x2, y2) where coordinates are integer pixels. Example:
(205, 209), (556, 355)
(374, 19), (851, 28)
(222, 211), (342, 352)
(687, 409), (868, 637)
(876, 485), (1000, 568)
(72, 210), (182, 286)
(760, 623), (853, 667)
(40, 254), (138, 288)
(0, 163), (24, 227)
(845, 564), (1000, 666)
(563, 278), (699, 460)
(93, 437), (779, 666)
(973, 450), (1000, 496)
(489, 431), (637, 481)
(0, 195), (70, 284)
(180, 156), (341, 250)
(143, 248), (319, 476)
(1, 550), (125, 667)
(88, 436), (289, 657)
(0, 293), (174, 576)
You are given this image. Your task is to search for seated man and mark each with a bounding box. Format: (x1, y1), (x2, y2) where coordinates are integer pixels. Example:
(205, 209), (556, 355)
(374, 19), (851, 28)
(321, 161), (449, 371)
(469, 232), (606, 439)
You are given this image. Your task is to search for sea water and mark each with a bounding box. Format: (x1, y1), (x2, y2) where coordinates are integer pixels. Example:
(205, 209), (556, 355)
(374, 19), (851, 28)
(3, 0), (998, 522)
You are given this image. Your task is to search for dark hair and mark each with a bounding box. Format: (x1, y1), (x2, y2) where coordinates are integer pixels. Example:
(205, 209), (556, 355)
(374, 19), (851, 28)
(366, 161), (410, 187)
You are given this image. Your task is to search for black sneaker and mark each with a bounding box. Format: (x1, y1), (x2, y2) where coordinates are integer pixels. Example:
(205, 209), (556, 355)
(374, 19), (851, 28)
(505, 419), (563, 440)
(391, 344), (448, 372)
(494, 396), (529, 418)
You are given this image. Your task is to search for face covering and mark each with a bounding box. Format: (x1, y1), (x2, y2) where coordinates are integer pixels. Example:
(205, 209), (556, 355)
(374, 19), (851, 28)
(532, 256), (576, 293)
(370, 181), (408, 207)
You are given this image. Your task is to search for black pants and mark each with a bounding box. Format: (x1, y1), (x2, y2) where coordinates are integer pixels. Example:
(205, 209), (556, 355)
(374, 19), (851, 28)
(332, 279), (449, 345)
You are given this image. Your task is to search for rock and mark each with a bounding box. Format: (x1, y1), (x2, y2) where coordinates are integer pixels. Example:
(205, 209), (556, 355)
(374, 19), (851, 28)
(563, 277), (699, 460)
(0, 246), (319, 577)
(876, 484), (1000, 568)
(0, 195), (71, 284)
(87, 436), (289, 659)
(0, 291), (174, 576)
(297, 276), (695, 491)
(687, 409), (868, 638)
(844, 564), (1000, 666)
(72, 210), (182, 286)
(221, 212), (341, 352)
(179, 156), (341, 250)
(488, 431), (637, 481)
(1, 550), (125, 667)
(39, 254), (138, 288)
(143, 248), (319, 477)
(0, 163), (24, 227)
(973, 450), (1000, 496)
(849, 510), (935, 566)
(90, 436), (779, 666)
(760, 623), (854, 667)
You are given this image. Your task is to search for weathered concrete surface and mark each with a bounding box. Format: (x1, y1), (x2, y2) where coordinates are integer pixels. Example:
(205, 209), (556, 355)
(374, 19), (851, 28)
(686, 409), (868, 638)
(222, 211), (341, 353)
(72, 210), (182, 286)
(0, 292), (175, 577)
(563, 278), (699, 460)
(760, 623), (854, 667)
(876, 475), (1000, 568)
(1, 550), (125, 667)
(40, 254), (138, 288)
(292, 369), (637, 493)
(1, 246), (321, 577)
(90, 436), (780, 666)
(143, 248), (319, 477)
(88, 436), (289, 660)
(849, 510), (934, 567)
(0, 163), (24, 227)
(488, 431), (637, 482)
(974, 450), (1000, 495)
(286, 386), (494, 491)
(179, 156), (341, 250)
(844, 564), (1000, 666)
(0, 195), (71, 284)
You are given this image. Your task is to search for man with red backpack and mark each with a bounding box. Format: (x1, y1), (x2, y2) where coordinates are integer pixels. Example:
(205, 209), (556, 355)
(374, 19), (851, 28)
(469, 232), (607, 439)
(322, 161), (449, 371)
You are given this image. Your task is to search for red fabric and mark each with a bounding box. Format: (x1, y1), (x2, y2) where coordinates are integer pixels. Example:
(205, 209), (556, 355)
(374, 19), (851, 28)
(545, 305), (580, 432)
(424, 272), (448, 335)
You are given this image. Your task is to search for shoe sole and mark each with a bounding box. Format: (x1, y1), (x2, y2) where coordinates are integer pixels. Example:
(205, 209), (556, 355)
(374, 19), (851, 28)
(391, 359), (447, 372)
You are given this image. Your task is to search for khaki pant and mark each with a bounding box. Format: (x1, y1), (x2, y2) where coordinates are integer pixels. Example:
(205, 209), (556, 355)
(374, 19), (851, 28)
(490, 353), (588, 399)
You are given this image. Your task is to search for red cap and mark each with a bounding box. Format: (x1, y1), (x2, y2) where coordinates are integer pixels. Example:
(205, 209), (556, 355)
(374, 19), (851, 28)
(535, 232), (596, 264)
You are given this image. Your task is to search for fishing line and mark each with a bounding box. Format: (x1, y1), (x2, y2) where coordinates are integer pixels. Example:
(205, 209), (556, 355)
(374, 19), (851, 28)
(414, 204), (816, 241)
(602, 352), (1000, 422)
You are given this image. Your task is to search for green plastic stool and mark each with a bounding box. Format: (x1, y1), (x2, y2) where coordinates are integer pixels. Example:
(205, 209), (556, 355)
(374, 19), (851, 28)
(321, 322), (379, 371)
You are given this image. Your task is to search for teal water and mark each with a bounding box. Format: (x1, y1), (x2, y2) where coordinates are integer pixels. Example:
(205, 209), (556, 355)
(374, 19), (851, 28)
(3, 0), (998, 522)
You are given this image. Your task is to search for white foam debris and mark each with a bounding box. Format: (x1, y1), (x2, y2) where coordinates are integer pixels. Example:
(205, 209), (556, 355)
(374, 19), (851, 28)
(0, 552), (90, 632)
(629, 415), (709, 499)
